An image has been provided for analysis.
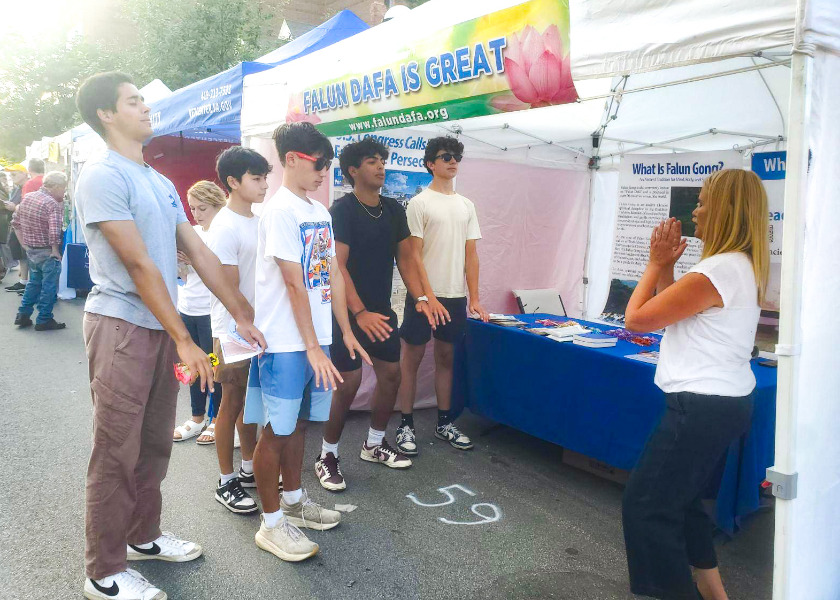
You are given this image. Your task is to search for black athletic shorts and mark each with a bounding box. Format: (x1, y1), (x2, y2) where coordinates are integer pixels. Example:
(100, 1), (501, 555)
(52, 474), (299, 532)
(8, 230), (23, 261)
(330, 309), (400, 372)
(400, 295), (467, 346)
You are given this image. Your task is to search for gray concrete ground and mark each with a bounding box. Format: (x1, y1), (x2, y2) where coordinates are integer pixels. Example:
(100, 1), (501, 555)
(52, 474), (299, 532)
(0, 287), (774, 599)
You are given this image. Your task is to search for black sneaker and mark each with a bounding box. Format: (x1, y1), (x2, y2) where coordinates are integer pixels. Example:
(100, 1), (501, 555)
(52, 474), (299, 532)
(238, 467), (283, 491)
(396, 424), (418, 456)
(214, 477), (258, 514)
(34, 319), (66, 331)
(435, 422), (474, 450)
(5, 281), (24, 292)
(14, 313), (32, 328)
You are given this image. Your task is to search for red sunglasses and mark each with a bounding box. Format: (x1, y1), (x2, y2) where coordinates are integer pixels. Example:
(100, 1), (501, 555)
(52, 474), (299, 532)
(292, 151), (331, 171)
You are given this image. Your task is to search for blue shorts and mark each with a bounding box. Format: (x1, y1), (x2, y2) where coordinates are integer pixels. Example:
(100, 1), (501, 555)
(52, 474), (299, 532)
(243, 348), (333, 436)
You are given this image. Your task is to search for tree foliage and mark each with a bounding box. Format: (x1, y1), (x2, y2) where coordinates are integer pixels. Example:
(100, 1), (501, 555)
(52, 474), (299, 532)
(0, 0), (280, 160)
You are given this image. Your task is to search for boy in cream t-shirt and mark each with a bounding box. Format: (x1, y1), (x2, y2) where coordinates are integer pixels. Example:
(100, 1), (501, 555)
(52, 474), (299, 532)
(396, 136), (488, 456)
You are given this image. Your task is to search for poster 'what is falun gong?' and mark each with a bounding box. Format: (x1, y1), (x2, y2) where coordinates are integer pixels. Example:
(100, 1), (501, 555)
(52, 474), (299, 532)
(285, 0), (578, 137)
(600, 151), (743, 322)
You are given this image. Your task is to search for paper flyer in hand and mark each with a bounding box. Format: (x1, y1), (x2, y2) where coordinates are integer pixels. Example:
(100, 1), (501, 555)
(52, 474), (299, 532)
(220, 320), (262, 364)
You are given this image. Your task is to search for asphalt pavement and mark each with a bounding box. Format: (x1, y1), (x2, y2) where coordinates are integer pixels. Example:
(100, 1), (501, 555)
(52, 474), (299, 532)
(0, 284), (774, 599)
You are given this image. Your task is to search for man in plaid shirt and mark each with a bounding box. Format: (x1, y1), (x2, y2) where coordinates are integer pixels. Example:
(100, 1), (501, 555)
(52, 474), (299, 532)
(12, 171), (68, 331)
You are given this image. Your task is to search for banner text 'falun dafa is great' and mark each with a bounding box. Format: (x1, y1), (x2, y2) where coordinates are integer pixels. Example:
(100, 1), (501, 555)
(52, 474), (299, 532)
(285, 0), (578, 137)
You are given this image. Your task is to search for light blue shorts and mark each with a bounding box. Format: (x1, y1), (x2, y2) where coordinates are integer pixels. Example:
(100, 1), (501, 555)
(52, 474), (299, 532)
(243, 348), (333, 436)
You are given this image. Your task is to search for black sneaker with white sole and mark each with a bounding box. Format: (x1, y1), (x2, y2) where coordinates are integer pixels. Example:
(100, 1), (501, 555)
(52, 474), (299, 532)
(215, 477), (258, 514)
(435, 422), (474, 450)
(396, 424), (418, 456)
(238, 467), (283, 491)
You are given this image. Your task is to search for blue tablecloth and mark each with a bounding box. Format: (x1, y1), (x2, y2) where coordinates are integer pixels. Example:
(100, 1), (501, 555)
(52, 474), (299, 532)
(451, 314), (777, 535)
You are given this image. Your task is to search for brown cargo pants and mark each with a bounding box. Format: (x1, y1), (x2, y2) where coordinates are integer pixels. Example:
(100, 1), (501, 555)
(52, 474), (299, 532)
(82, 312), (179, 580)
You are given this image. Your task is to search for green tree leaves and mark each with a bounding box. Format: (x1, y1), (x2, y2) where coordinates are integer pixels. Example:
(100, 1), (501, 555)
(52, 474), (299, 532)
(0, 0), (279, 160)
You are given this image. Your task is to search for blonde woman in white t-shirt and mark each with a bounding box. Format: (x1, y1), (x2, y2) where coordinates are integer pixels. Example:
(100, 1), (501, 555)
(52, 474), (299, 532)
(173, 181), (226, 444)
(622, 169), (769, 600)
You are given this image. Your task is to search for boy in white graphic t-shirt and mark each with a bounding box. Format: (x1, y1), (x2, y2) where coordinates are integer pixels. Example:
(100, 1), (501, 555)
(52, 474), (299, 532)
(244, 122), (370, 562)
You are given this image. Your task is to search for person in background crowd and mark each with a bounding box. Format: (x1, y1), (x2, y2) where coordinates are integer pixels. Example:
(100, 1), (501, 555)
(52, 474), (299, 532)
(208, 146), (272, 515)
(0, 174), (11, 280)
(622, 169), (769, 600)
(172, 181), (225, 444)
(395, 136), (488, 456)
(4, 164), (30, 292)
(74, 71), (265, 600)
(12, 171), (68, 331)
(22, 158), (45, 196)
(245, 122), (369, 562)
(315, 138), (435, 492)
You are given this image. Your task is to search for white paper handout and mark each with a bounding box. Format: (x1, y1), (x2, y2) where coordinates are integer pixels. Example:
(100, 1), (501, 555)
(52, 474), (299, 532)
(219, 320), (262, 364)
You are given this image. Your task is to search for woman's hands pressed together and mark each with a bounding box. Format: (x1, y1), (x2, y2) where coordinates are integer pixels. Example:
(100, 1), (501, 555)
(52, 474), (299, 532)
(649, 218), (688, 268)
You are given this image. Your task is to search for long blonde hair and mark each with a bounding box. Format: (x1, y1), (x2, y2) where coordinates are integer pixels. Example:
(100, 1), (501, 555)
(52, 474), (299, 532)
(187, 180), (227, 208)
(700, 169), (769, 303)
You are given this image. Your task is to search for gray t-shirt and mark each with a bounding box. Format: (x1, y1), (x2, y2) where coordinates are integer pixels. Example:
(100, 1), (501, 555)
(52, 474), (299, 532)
(75, 150), (188, 330)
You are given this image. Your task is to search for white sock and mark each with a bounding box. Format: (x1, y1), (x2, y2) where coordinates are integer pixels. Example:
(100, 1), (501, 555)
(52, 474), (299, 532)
(20, 279), (28, 284)
(321, 439), (339, 459)
(367, 427), (385, 447)
(282, 488), (303, 505)
(263, 508), (284, 528)
(240, 459), (254, 474)
(220, 472), (237, 485)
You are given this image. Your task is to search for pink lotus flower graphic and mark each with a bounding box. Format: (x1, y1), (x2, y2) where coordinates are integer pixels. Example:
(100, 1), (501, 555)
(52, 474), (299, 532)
(286, 93), (322, 125)
(491, 24), (578, 112)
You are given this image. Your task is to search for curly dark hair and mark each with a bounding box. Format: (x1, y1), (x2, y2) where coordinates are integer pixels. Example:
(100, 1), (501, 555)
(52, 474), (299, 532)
(423, 136), (464, 174)
(339, 138), (389, 186)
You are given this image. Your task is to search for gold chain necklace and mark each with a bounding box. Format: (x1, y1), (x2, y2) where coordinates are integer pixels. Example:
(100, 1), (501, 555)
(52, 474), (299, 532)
(353, 192), (383, 219)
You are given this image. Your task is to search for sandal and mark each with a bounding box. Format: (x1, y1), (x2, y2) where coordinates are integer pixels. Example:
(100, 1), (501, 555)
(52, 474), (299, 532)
(174, 418), (205, 442)
(196, 422), (216, 445)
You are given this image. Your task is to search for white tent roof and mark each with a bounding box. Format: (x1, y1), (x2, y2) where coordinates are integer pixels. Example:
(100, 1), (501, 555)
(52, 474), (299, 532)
(241, 0), (795, 158)
(415, 52), (791, 170)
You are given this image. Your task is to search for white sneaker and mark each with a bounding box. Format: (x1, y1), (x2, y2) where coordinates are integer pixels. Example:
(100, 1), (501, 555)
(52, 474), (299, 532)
(281, 489), (342, 530)
(126, 532), (203, 562)
(255, 515), (319, 562)
(83, 569), (166, 599)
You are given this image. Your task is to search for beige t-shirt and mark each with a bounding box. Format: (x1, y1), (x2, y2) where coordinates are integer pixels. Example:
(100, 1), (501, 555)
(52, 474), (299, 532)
(406, 188), (481, 298)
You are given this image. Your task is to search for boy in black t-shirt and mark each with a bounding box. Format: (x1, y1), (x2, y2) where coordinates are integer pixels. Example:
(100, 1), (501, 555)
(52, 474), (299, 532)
(315, 138), (435, 491)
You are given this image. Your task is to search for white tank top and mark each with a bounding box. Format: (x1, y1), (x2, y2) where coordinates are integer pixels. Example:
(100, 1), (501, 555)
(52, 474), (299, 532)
(654, 252), (759, 397)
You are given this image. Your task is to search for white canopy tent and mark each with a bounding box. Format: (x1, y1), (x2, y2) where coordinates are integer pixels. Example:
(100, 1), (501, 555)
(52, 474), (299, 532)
(240, 0), (795, 318)
(240, 0), (840, 596)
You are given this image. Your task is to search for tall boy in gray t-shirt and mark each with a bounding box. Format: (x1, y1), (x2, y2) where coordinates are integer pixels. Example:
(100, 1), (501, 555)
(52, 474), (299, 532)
(74, 72), (266, 600)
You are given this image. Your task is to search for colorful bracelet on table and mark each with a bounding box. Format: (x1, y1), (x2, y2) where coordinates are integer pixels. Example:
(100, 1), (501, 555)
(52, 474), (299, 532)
(174, 353), (220, 384)
(603, 329), (659, 346)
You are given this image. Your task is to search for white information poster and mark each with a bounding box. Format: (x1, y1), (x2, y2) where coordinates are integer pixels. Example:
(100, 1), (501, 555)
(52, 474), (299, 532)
(751, 150), (784, 311)
(329, 130), (433, 322)
(601, 150), (743, 322)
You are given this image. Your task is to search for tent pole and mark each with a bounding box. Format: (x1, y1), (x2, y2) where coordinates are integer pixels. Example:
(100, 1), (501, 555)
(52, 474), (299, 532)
(581, 162), (598, 318)
(577, 61), (789, 103)
(772, 0), (811, 595)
